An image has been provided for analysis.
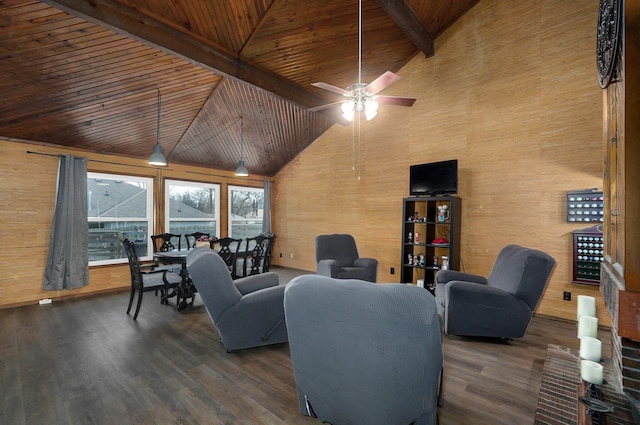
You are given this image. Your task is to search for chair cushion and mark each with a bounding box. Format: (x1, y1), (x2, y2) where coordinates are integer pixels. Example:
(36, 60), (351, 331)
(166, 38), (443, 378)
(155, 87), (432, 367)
(337, 266), (372, 281)
(141, 270), (181, 288)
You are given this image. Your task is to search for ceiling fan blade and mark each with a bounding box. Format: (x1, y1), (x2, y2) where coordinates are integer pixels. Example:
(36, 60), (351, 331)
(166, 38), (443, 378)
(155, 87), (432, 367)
(376, 95), (417, 107)
(309, 101), (344, 112)
(366, 71), (402, 95)
(311, 82), (350, 96)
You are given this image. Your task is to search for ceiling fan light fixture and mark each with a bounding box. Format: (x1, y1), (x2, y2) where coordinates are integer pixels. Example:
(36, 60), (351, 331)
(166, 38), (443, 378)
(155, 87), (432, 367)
(364, 98), (378, 120)
(342, 100), (356, 121)
(308, 0), (416, 119)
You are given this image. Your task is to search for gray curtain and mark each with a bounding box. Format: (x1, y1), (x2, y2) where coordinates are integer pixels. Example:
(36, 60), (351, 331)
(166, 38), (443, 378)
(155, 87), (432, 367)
(43, 154), (89, 290)
(262, 180), (272, 233)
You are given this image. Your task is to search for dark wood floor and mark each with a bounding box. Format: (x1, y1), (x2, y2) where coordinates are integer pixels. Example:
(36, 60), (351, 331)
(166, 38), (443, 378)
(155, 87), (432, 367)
(0, 268), (610, 425)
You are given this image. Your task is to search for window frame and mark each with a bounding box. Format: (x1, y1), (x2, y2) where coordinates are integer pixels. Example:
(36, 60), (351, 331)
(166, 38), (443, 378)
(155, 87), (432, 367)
(228, 185), (265, 239)
(164, 179), (221, 240)
(87, 172), (154, 266)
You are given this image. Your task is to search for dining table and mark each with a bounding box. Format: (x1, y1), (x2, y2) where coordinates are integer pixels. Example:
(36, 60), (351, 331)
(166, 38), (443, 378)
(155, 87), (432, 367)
(154, 250), (197, 311)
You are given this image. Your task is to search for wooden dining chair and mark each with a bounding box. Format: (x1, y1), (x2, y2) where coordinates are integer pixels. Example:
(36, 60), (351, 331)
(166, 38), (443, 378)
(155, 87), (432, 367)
(261, 232), (276, 272)
(211, 237), (242, 278)
(151, 233), (182, 252)
(122, 239), (181, 320)
(184, 232), (211, 249)
(237, 234), (270, 278)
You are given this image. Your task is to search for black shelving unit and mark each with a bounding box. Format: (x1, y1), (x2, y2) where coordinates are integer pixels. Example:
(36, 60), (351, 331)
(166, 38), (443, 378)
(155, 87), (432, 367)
(400, 195), (461, 291)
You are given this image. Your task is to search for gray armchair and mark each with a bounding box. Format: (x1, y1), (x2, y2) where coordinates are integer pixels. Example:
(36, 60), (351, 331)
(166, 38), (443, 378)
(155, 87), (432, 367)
(435, 244), (556, 338)
(186, 247), (288, 351)
(284, 275), (442, 425)
(315, 234), (378, 282)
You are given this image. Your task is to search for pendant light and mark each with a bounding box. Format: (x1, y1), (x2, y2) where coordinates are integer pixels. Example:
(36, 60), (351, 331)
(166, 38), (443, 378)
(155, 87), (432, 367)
(235, 116), (249, 176)
(148, 90), (167, 166)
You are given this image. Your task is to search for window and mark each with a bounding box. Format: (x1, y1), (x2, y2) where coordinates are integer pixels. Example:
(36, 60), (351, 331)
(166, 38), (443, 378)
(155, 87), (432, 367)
(165, 180), (220, 240)
(228, 185), (264, 239)
(88, 173), (154, 265)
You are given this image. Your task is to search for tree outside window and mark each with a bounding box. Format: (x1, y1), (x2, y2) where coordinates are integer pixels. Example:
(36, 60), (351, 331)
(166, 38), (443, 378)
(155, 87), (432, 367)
(228, 185), (264, 239)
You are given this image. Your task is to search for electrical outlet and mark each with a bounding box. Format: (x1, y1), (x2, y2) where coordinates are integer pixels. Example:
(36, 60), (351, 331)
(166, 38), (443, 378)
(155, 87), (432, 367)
(390, 267), (395, 275)
(279, 252), (283, 258)
(289, 253), (294, 259)
(563, 291), (571, 301)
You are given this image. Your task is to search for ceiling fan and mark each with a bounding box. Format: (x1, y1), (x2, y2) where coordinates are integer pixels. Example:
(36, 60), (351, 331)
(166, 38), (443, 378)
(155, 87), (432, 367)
(310, 0), (417, 121)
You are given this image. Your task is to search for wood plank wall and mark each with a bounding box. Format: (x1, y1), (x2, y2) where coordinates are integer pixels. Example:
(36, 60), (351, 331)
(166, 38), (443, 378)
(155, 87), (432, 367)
(0, 0), (609, 327)
(271, 0), (609, 325)
(0, 139), (266, 309)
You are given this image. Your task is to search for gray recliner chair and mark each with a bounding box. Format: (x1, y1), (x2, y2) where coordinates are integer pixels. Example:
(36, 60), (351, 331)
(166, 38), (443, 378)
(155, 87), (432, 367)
(315, 234), (378, 282)
(435, 244), (556, 339)
(284, 275), (442, 425)
(186, 247), (288, 351)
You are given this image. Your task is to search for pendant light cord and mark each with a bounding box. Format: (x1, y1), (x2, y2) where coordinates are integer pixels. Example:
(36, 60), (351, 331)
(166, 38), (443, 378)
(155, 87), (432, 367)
(156, 90), (161, 145)
(240, 116), (244, 160)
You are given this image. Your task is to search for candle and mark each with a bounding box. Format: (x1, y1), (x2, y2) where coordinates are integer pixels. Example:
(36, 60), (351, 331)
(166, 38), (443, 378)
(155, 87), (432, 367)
(577, 295), (596, 319)
(577, 315), (598, 339)
(580, 336), (602, 362)
(580, 359), (603, 385)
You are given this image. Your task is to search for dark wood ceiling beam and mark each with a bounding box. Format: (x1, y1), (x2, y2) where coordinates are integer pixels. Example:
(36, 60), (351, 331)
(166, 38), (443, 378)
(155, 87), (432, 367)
(40, 0), (328, 109)
(374, 0), (435, 58)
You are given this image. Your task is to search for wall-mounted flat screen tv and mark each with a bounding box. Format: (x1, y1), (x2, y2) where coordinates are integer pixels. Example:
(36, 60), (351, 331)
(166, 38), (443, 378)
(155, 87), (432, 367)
(410, 159), (458, 196)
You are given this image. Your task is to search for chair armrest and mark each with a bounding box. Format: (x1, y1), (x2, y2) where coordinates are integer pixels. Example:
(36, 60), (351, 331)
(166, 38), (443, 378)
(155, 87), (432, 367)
(317, 259), (339, 278)
(235, 272), (280, 295)
(446, 280), (517, 305)
(436, 270), (487, 285)
(353, 257), (377, 269)
(218, 285), (287, 335)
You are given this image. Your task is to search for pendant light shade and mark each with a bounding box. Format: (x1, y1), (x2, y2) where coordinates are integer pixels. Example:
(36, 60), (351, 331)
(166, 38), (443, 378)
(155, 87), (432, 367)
(149, 144), (167, 166)
(235, 159), (249, 176)
(149, 90), (167, 167)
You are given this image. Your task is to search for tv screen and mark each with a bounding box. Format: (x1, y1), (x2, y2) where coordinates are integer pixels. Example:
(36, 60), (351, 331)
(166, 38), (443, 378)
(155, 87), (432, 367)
(410, 159), (458, 196)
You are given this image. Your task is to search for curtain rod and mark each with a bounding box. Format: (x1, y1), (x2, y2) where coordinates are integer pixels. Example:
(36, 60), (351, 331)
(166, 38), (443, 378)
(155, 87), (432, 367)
(186, 169), (272, 183)
(27, 150), (272, 182)
(26, 150), (171, 169)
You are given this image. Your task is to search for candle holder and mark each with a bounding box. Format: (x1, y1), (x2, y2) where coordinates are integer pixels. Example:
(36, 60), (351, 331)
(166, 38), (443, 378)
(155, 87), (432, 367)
(579, 381), (614, 425)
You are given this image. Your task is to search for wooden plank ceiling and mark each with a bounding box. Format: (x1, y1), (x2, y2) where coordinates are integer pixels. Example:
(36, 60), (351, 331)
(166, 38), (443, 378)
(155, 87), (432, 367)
(1, 0), (478, 176)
